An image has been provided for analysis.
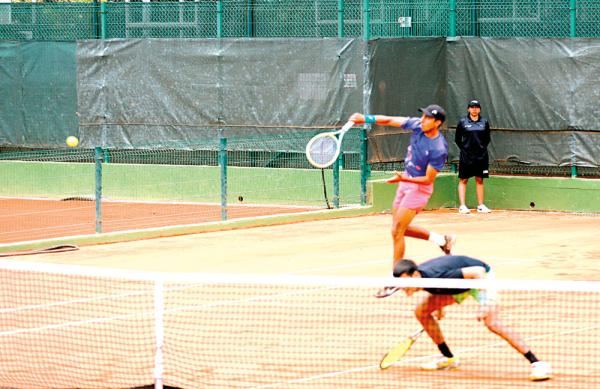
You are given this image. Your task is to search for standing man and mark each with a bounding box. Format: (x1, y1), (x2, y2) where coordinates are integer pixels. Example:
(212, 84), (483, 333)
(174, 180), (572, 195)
(350, 105), (456, 297)
(455, 99), (491, 214)
(393, 255), (552, 381)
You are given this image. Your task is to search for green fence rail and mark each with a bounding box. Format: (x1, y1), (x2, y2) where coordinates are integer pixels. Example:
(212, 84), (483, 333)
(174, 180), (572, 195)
(0, 1), (598, 41)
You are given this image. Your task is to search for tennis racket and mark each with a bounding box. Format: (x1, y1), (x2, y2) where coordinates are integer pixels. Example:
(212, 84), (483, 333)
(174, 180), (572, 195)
(379, 328), (425, 369)
(305, 120), (355, 169)
(374, 286), (402, 298)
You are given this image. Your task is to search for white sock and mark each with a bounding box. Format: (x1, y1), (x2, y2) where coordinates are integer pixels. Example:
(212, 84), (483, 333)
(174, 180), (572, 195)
(428, 232), (446, 246)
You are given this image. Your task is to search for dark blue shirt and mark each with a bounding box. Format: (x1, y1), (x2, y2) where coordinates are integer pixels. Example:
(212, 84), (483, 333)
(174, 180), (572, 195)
(418, 255), (491, 295)
(402, 118), (449, 178)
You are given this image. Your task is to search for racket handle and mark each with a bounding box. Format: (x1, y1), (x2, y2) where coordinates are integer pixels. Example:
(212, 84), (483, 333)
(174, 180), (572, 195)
(341, 120), (355, 132)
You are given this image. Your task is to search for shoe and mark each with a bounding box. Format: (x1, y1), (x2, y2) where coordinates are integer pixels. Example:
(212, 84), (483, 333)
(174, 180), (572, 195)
(477, 204), (492, 213)
(529, 361), (552, 381)
(440, 234), (457, 255)
(421, 356), (459, 371)
(458, 205), (470, 214)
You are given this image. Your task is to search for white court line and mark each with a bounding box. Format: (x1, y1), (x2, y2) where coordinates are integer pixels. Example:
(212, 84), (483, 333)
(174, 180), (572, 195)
(0, 195), (321, 209)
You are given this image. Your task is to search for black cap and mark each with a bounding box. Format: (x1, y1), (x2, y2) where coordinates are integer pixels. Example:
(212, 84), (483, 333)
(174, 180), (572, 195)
(419, 104), (446, 123)
(468, 99), (481, 108)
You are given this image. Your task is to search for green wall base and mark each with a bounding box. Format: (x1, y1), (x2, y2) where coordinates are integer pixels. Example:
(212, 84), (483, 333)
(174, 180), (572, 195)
(369, 173), (600, 213)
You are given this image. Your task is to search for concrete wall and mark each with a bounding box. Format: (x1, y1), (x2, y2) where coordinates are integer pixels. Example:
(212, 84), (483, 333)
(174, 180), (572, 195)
(369, 173), (600, 213)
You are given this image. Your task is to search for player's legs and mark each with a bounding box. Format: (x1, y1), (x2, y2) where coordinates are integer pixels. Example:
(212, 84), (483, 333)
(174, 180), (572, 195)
(480, 304), (552, 380)
(392, 181), (455, 257)
(391, 206), (418, 265)
(415, 294), (456, 344)
(480, 304), (529, 354)
(416, 294), (460, 370)
(405, 224), (429, 240)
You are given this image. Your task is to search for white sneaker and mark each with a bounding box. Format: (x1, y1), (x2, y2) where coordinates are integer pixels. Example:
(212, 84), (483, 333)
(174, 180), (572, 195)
(458, 205), (470, 214)
(477, 204), (492, 213)
(421, 356), (459, 371)
(529, 361), (552, 381)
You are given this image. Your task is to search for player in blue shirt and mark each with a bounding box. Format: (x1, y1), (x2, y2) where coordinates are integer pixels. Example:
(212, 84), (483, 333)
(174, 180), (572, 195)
(350, 105), (456, 297)
(392, 255), (552, 381)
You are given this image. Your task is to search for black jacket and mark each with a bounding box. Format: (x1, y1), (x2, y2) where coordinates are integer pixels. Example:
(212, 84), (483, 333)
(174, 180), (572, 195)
(455, 115), (490, 161)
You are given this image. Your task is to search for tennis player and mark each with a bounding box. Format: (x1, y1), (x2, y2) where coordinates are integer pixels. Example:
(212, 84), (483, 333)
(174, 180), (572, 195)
(393, 255), (552, 381)
(350, 105), (455, 297)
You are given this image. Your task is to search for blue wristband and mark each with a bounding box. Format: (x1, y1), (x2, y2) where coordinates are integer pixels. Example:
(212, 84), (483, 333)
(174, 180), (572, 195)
(364, 114), (376, 124)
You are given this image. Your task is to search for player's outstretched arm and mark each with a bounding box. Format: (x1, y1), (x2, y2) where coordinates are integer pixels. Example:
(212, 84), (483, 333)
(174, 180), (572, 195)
(349, 113), (408, 127)
(461, 266), (487, 279)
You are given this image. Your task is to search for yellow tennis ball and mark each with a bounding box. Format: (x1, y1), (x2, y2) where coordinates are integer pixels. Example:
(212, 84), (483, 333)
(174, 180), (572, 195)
(66, 136), (79, 148)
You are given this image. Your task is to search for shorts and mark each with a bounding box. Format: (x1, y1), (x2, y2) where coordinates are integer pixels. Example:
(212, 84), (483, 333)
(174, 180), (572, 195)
(452, 270), (498, 305)
(458, 154), (489, 179)
(392, 180), (434, 211)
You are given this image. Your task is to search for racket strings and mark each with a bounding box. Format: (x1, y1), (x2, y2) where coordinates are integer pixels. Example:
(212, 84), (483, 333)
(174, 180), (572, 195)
(307, 135), (338, 166)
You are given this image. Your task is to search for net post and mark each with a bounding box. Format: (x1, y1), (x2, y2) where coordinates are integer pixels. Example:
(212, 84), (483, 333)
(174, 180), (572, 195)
(153, 279), (164, 389)
(219, 131), (228, 221)
(94, 147), (103, 233)
(333, 158), (340, 208)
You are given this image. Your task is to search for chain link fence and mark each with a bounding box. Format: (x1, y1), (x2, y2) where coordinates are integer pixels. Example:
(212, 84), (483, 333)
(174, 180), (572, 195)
(0, 1), (598, 40)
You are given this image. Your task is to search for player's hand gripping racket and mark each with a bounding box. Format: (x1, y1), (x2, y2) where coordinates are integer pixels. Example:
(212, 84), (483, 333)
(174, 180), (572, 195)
(379, 328), (425, 369)
(305, 121), (355, 168)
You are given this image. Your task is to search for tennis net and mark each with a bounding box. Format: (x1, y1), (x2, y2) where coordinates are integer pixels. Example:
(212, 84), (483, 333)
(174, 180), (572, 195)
(0, 260), (598, 388)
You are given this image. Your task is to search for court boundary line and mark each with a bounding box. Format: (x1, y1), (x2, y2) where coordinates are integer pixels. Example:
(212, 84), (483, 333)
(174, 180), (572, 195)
(0, 195), (322, 209)
(0, 205), (375, 252)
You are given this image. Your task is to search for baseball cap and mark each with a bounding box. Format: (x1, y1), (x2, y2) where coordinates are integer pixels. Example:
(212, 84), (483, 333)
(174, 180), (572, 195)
(468, 99), (481, 108)
(418, 104), (446, 123)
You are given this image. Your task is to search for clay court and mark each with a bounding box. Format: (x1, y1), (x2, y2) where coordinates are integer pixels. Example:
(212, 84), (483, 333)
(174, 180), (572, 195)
(2, 210), (598, 388)
(0, 198), (316, 244)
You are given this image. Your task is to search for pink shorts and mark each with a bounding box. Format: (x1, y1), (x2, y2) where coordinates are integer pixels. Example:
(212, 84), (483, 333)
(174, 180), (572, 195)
(392, 180), (434, 211)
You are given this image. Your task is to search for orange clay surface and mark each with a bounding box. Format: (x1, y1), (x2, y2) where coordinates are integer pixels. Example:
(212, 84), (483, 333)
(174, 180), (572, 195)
(0, 198), (315, 244)
(2, 210), (599, 388)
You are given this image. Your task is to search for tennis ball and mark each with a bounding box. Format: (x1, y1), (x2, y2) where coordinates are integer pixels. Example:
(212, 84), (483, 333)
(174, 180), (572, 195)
(66, 136), (79, 148)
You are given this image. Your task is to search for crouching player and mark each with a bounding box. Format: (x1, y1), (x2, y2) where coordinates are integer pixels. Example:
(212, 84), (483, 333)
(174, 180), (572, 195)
(393, 255), (552, 381)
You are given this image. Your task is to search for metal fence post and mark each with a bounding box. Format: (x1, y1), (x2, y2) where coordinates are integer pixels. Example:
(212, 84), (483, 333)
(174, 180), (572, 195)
(570, 0), (577, 38)
(100, 0), (107, 39)
(362, 0), (370, 40)
(219, 131), (228, 221)
(94, 147), (103, 233)
(247, 0), (254, 37)
(337, 0), (344, 38)
(333, 158), (340, 208)
(449, 0), (457, 38)
(360, 128), (369, 205)
(569, 131), (578, 178)
(217, 0), (223, 38)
